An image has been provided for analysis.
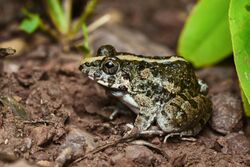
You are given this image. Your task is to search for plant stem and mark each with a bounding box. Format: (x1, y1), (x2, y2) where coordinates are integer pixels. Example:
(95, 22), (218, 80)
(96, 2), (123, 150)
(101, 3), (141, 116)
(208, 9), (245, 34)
(45, 0), (68, 35)
(72, 0), (97, 33)
(63, 0), (72, 32)
(39, 21), (60, 41)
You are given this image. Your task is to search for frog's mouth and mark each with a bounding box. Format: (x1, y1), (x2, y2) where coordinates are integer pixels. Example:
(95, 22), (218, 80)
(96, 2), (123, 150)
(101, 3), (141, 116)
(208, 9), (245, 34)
(96, 79), (109, 87)
(96, 78), (126, 92)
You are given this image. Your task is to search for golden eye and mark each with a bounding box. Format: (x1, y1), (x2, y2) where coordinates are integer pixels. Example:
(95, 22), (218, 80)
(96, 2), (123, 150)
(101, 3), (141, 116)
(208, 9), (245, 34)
(102, 58), (119, 75)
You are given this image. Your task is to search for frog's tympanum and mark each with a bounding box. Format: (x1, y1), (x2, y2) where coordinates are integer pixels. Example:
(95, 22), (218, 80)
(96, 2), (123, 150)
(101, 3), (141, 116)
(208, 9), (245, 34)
(79, 45), (212, 139)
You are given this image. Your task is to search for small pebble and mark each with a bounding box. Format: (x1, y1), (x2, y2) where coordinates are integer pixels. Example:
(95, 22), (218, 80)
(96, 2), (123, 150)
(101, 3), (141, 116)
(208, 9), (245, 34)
(210, 93), (243, 134)
(125, 145), (154, 166)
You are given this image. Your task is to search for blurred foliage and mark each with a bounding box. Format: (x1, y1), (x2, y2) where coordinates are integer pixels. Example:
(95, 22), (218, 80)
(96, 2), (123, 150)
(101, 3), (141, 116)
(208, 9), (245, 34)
(19, 0), (97, 53)
(178, 0), (232, 67)
(178, 0), (250, 116)
(19, 10), (41, 34)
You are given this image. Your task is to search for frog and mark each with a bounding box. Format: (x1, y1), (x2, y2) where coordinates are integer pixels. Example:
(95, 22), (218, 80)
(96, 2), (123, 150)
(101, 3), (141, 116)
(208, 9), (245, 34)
(79, 45), (212, 140)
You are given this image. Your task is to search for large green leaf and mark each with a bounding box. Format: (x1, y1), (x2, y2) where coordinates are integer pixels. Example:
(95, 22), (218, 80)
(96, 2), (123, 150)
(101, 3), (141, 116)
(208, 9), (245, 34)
(229, 0), (250, 115)
(178, 0), (232, 67)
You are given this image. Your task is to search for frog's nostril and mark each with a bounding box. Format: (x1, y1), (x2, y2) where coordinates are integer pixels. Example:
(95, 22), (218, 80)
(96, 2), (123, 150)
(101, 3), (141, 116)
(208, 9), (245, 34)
(79, 64), (85, 71)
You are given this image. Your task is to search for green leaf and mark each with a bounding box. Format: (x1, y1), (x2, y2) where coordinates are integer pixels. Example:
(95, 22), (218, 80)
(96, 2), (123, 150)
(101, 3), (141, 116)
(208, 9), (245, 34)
(73, 0), (97, 33)
(45, 0), (68, 34)
(81, 23), (91, 56)
(241, 89), (250, 116)
(19, 13), (41, 33)
(178, 0), (232, 67)
(229, 0), (250, 115)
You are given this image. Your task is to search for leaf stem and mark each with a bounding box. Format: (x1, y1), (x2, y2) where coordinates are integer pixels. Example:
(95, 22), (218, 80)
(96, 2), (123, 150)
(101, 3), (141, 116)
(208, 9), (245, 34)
(45, 0), (68, 35)
(72, 0), (97, 33)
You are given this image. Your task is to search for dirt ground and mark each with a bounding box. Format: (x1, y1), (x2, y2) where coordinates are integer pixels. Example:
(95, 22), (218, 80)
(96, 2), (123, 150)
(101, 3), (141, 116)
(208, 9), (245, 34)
(0, 0), (250, 167)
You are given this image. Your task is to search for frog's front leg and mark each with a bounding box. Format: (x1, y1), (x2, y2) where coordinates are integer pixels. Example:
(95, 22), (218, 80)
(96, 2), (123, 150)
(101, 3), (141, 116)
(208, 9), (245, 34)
(131, 94), (160, 131)
(134, 106), (159, 131)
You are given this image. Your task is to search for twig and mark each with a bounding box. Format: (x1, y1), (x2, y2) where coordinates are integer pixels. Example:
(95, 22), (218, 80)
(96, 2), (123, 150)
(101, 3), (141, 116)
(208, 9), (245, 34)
(72, 128), (169, 164)
(73, 0), (97, 33)
(73, 128), (140, 164)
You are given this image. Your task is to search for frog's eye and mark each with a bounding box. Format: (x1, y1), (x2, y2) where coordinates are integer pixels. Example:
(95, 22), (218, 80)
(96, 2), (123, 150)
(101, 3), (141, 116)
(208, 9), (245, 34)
(102, 58), (120, 75)
(97, 45), (116, 57)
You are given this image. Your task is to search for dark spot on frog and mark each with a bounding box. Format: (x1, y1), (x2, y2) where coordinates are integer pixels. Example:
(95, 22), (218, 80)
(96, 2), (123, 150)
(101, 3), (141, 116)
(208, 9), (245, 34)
(79, 64), (84, 71)
(94, 70), (102, 78)
(138, 112), (150, 120)
(169, 103), (188, 126)
(179, 92), (198, 108)
(151, 69), (159, 77)
(146, 90), (152, 97)
(92, 60), (101, 67)
(245, 4), (250, 11)
(136, 63), (145, 71)
(178, 93), (188, 101)
(118, 85), (127, 91)
(199, 119), (205, 127)
(79, 64), (89, 73)
(121, 61), (130, 67)
(182, 79), (191, 88)
(188, 98), (198, 108)
(152, 83), (163, 93)
(122, 73), (130, 80)
(108, 76), (116, 86)
(137, 83), (146, 91)
(160, 110), (170, 120)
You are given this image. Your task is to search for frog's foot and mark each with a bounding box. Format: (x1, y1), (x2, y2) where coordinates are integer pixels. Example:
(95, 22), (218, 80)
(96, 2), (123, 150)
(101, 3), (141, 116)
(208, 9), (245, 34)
(180, 137), (197, 142)
(125, 124), (164, 138)
(125, 123), (135, 135)
(198, 79), (208, 95)
(109, 109), (119, 120)
(139, 126), (165, 136)
(163, 133), (181, 143)
(163, 133), (197, 143)
(103, 103), (133, 120)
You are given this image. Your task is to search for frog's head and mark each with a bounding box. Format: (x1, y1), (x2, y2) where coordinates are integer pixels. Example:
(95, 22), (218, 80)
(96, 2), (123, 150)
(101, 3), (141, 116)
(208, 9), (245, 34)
(79, 45), (130, 91)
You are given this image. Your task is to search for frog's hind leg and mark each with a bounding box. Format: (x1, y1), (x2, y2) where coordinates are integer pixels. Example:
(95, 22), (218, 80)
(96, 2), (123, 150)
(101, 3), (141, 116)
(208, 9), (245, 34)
(157, 91), (212, 142)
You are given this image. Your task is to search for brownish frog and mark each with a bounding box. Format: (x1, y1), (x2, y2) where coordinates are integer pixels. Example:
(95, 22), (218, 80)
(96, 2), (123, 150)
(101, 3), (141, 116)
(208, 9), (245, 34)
(79, 45), (212, 140)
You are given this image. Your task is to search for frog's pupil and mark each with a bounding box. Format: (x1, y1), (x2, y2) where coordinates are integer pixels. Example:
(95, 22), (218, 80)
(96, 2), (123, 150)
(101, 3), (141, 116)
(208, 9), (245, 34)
(105, 61), (114, 68)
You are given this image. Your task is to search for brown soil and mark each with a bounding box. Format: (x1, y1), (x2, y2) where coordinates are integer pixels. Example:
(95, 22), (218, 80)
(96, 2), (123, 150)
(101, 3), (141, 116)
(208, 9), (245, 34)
(0, 0), (250, 167)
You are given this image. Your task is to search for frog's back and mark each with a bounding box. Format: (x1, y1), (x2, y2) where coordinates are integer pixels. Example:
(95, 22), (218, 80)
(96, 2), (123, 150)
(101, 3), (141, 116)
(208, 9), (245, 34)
(117, 53), (200, 95)
(159, 59), (200, 94)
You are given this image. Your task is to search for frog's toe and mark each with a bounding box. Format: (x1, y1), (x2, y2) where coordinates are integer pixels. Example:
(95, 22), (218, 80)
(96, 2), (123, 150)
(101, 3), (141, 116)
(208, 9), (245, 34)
(180, 137), (197, 142)
(198, 79), (208, 95)
(163, 133), (181, 143)
(163, 134), (197, 143)
(109, 109), (119, 120)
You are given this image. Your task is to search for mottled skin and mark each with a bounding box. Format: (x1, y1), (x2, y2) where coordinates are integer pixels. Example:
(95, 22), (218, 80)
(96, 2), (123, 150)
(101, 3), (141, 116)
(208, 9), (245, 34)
(79, 45), (212, 137)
